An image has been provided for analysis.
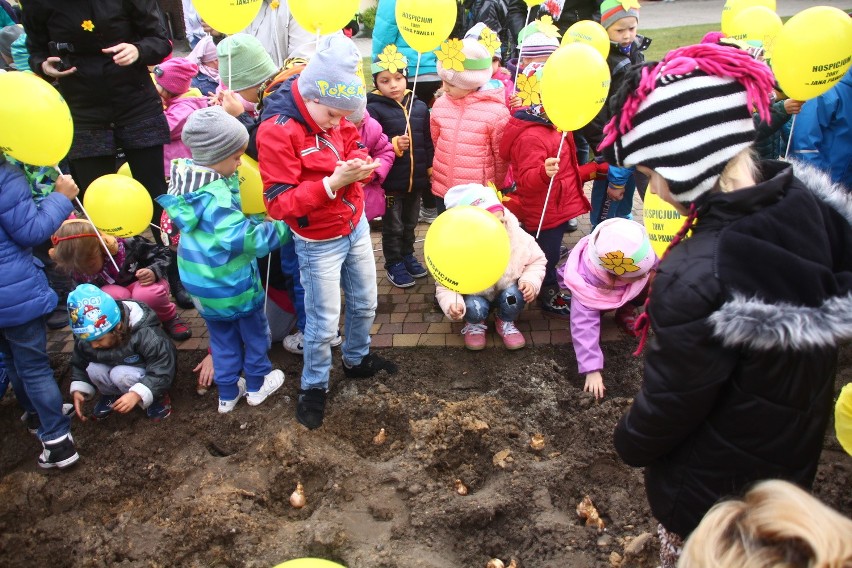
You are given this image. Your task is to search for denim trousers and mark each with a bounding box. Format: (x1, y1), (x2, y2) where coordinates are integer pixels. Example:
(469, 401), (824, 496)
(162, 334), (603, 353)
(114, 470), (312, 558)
(295, 216), (377, 390)
(280, 239), (306, 332)
(382, 190), (421, 267)
(206, 307), (273, 400)
(464, 283), (526, 324)
(0, 316), (70, 441)
(590, 176), (637, 228)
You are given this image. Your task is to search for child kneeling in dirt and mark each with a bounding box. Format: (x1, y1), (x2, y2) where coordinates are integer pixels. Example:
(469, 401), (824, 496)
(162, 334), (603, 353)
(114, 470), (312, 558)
(68, 284), (176, 421)
(436, 184), (546, 351)
(562, 218), (656, 399)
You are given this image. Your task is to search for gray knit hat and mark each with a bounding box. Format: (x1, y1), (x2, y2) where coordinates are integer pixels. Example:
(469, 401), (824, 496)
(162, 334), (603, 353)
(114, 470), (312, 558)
(0, 25), (23, 60)
(298, 35), (365, 112)
(182, 107), (249, 166)
(216, 34), (277, 92)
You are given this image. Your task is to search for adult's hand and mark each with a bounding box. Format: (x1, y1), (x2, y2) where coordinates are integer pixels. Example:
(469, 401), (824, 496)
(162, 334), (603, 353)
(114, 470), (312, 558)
(102, 43), (139, 66)
(41, 57), (77, 78)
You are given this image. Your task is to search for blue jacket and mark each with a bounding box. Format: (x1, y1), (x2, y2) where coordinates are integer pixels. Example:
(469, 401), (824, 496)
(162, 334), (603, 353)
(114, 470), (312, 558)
(372, 0), (438, 77)
(0, 156), (74, 327)
(789, 69), (852, 190)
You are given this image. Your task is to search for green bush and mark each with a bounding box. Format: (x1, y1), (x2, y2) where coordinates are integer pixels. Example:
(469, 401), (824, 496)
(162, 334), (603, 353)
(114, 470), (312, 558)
(360, 5), (377, 32)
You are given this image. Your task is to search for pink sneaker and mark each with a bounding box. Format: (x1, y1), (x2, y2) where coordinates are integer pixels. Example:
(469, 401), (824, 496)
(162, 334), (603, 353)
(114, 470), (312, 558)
(461, 322), (487, 350)
(495, 317), (526, 350)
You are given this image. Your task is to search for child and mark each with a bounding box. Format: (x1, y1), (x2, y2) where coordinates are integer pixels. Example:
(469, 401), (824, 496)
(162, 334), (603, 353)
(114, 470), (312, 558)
(186, 35), (220, 96)
(0, 154), (80, 469)
(152, 57), (209, 177)
(465, 23), (514, 108)
(499, 61), (597, 319)
(255, 34), (398, 430)
(431, 37), (510, 212)
(508, 16), (561, 110)
(49, 219), (191, 341)
(436, 184), (546, 350)
(562, 218), (656, 399)
(349, 101), (395, 225)
(67, 283), (175, 421)
(367, 45), (433, 288)
(588, 0), (651, 226)
(157, 106), (290, 414)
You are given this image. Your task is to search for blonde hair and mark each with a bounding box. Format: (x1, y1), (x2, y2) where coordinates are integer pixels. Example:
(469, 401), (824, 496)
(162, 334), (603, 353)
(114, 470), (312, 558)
(50, 219), (111, 275)
(679, 480), (852, 568)
(717, 148), (761, 193)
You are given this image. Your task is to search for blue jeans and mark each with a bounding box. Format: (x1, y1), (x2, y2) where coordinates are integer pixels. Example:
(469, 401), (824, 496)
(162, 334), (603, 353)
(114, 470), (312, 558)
(0, 316), (70, 442)
(464, 284), (526, 324)
(206, 308), (273, 400)
(280, 239), (306, 332)
(590, 176), (637, 228)
(295, 216), (377, 390)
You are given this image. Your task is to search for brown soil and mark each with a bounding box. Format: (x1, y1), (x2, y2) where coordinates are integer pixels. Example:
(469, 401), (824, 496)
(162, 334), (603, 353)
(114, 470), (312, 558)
(0, 343), (849, 568)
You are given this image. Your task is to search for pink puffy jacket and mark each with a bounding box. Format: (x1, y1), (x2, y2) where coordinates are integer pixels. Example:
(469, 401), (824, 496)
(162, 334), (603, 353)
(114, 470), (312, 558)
(430, 86), (510, 199)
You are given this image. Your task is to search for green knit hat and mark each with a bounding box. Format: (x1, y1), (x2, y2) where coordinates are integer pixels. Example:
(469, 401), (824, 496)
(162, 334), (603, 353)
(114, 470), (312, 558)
(600, 0), (640, 30)
(216, 34), (277, 92)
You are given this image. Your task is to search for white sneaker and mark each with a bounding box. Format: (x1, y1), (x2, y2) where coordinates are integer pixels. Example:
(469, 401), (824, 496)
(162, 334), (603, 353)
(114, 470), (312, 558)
(283, 330), (342, 355)
(218, 377), (246, 414)
(331, 330), (343, 347)
(246, 370), (285, 406)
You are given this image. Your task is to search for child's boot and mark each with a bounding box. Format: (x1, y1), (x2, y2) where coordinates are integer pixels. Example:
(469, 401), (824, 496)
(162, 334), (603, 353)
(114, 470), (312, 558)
(163, 315), (192, 341)
(614, 304), (641, 337)
(296, 388), (327, 430)
(146, 393), (172, 421)
(539, 285), (571, 320)
(38, 433), (79, 469)
(461, 322), (487, 350)
(495, 317), (526, 350)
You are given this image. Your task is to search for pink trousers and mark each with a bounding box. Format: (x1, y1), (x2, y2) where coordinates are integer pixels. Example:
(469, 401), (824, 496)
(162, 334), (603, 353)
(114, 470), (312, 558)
(101, 281), (176, 323)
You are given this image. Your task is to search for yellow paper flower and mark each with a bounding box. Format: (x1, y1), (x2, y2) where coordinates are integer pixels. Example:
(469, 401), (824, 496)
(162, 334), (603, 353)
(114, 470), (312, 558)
(81, 20), (95, 32)
(435, 38), (465, 73)
(377, 45), (407, 74)
(537, 15), (560, 38)
(516, 72), (541, 106)
(270, 0), (280, 8)
(478, 27), (501, 56)
(599, 251), (640, 275)
(618, 0), (642, 11)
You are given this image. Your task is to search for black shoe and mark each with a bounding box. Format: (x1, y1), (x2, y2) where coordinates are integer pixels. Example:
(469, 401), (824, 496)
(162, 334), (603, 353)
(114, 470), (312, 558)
(20, 411), (39, 434)
(296, 389), (327, 430)
(173, 287), (194, 310)
(342, 353), (398, 379)
(38, 433), (80, 469)
(46, 308), (69, 330)
(92, 394), (120, 420)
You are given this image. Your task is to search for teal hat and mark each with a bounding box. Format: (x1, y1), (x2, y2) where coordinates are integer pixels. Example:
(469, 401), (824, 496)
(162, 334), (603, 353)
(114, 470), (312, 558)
(10, 32), (29, 72)
(68, 284), (122, 342)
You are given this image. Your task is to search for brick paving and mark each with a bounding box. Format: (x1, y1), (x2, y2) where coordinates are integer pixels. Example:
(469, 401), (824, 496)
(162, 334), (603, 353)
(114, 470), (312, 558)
(46, 187), (643, 354)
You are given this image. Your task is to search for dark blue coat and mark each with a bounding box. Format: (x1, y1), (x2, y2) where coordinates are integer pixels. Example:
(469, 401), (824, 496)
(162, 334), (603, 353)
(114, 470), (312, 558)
(0, 157), (74, 327)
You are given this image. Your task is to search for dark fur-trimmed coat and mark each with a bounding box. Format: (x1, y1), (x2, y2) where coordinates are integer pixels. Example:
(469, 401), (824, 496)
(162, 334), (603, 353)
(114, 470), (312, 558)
(614, 160), (852, 538)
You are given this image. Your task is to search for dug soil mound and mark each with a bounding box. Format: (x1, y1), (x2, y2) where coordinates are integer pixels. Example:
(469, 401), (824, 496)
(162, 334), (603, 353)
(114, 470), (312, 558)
(0, 343), (849, 567)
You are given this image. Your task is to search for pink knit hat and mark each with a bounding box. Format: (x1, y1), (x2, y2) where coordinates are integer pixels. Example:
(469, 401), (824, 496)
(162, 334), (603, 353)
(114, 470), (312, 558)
(435, 38), (492, 91)
(153, 57), (198, 96)
(586, 218), (656, 279)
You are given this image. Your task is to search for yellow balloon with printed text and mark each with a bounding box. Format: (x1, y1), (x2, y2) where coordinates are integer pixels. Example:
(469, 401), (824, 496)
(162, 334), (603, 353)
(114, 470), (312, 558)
(0, 72), (73, 166)
(540, 43), (610, 132)
(83, 175), (153, 238)
(396, 0), (457, 53)
(727, 6), (782, 55)
(273, 560), (345, 568)
(237, 155), (266, 215)
(562, 20), (610, 61)
(643, 190), (684, 258)
(836, 383), (852, 456)
(424, 206), (510, 294)
(192, 0), (263, 35)
(289, 0), (359, 35)
(721, 0), (776, 36)
(117, 162), (133, 177)
(771, 6), (852, 100)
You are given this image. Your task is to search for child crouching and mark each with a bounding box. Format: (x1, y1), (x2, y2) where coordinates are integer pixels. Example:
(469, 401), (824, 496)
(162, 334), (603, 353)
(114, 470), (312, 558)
(68, 284), (175, 421)
(436, 184), (546, 350)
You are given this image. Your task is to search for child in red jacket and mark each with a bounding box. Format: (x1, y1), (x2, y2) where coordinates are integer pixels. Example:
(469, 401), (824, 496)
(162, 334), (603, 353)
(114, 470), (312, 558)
(256, 35), (398, 431)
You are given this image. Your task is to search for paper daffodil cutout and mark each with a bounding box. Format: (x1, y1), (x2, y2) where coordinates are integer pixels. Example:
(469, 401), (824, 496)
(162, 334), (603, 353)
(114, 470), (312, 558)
(617, 0), (641, 11)
(537, 15), (560, 38)
(435, 38), (466, 72)
(375, 45), (407, 74)
(478, 27), (501, 57)
(599, 251), (640, 275)
(81, 20), (95, 32)
(516, 72), (541, 106)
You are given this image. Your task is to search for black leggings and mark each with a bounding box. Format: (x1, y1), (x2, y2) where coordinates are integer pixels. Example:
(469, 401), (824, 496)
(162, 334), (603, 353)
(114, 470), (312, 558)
(70, 145), (168, 245)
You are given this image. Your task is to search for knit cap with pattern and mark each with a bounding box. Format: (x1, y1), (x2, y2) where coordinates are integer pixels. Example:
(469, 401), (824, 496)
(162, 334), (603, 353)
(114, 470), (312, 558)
(298, 34), (366, 112)
(435, 37), (492, 91)
(153, 57), (198, 96)
(600, 0), (640, 30)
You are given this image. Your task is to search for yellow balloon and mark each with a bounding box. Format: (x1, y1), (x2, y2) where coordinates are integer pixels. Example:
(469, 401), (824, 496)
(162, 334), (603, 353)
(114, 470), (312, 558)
(562, 20), (610, 60)
(289, 0), (359, 35)
(117, 162), (133, 178)
(237, 155), (266, 215)
(83, 174), (153, 238)
(0, 72), (73, 166)
(721, 0), (777, 36)
(424, 206), (510, 294)
(540, 43), (610, 132)
(273, 560), (345, 568)
(396, 0), (457, 53)
(727, 6), (782, 53)
(771, 6), (852, 101)
(192, 0), (263, 35)
(523, 0), (540, 7)
(836, 383), (852, 457)
(642, 190), (684, 258)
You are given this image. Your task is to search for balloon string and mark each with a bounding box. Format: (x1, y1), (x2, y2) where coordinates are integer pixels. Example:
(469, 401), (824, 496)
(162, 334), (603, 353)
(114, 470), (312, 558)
(406, 52), (422, 138)
(228, 40), (232, 91)
(264, 253), (271, 314)
(512, 7), (533, 91)
(535, 131), (566, 239)
(784, 113), (796, 161)
(73, 197), (122, 273)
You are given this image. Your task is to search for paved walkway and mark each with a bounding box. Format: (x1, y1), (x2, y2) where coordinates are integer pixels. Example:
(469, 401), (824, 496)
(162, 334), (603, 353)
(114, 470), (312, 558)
(46, 187), (643, 353)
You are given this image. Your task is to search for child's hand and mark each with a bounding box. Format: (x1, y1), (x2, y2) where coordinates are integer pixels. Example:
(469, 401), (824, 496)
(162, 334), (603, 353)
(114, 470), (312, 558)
(397, 134), (411, 152)
(509, 94), (522, 110)
(219, 90), (245, 117)
(447, 302), (464, 321)
(72, 391), (88, 422)
(102, 43), (139, 66)
(584, 371), (606, 400)
(544, 157), (559, 178)
(135, 268), (155, 286)
(329, 159), (381, 189)
(193, 354), (215, 388)
(606, 185), (626, 201)
(112, 392), (142, 413)
(518, 281), (536, 303)
(784, 99), (804, 115)
(55, 174), (80, 201)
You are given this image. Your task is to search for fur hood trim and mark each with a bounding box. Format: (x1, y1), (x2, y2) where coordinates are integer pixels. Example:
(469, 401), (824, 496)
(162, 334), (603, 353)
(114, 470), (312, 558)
(792, 159), (852, 225)
(710, 292), (852, 350)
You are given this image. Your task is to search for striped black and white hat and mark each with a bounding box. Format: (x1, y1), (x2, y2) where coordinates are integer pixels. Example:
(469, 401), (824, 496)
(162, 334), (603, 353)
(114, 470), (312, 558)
(600, 44), (776, 204)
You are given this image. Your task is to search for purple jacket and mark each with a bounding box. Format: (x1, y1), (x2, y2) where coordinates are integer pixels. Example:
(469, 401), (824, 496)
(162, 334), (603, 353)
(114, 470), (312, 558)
(356, 109), (394, 221)
(162, 94), (209, 176)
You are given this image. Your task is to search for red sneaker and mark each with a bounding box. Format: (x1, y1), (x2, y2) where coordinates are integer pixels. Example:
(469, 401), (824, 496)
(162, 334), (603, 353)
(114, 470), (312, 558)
(461, 322), (487, 350)
(163, 316), (192, 341)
